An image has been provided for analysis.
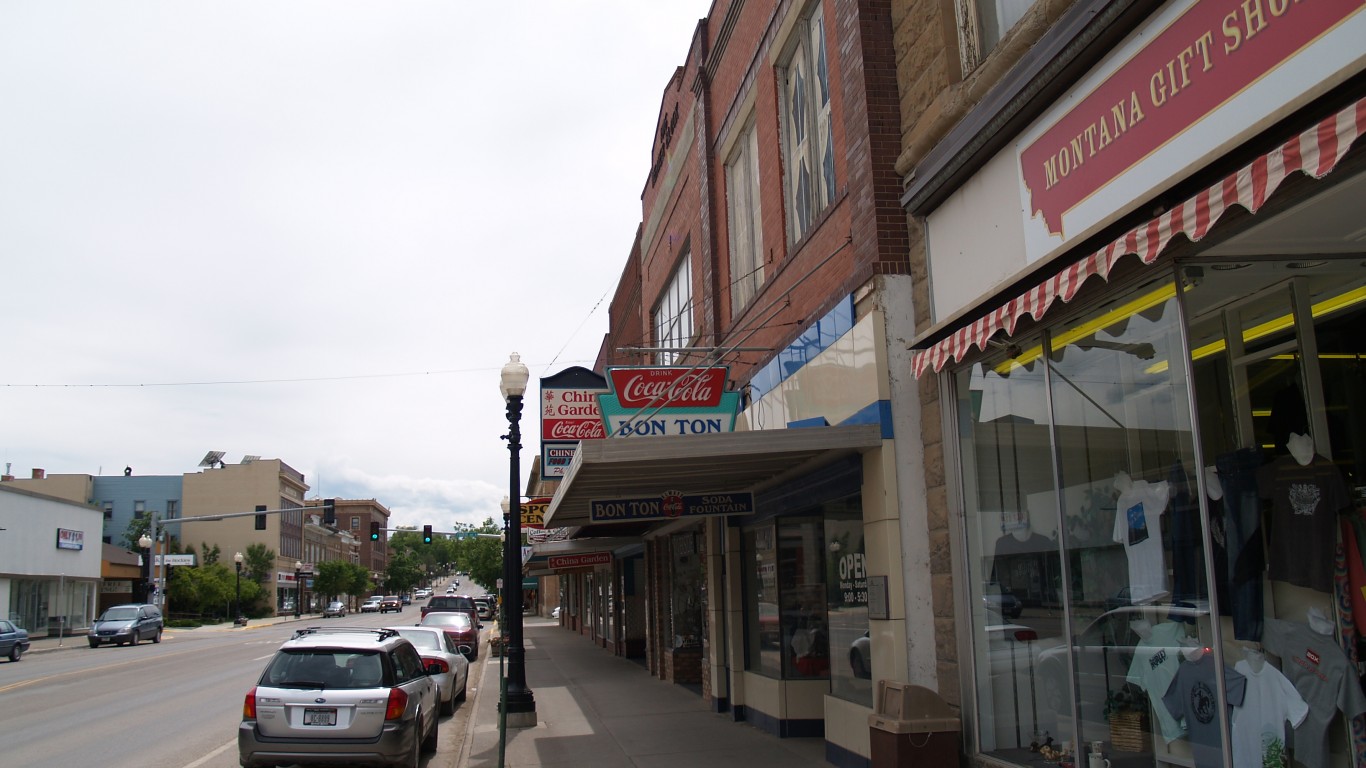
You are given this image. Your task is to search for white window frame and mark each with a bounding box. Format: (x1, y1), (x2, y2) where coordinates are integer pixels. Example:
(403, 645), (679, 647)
(652, 256), (694, 365)
(726, 119), (765, 313)
(955, 0), (1035, 74)
(779, 2), (835, 244)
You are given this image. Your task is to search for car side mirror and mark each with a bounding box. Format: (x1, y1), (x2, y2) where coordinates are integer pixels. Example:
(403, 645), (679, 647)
(457, 645), (473, 656)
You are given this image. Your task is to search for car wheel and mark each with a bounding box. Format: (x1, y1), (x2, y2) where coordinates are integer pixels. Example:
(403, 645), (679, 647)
(129, 632), (138, 646)
(88, 639), (100, 649)
(402, 720), (421, 768)
(849, 648), (868, 679)
(8, 644), (21, 662)
(153, 628), (162, 643)
(456, 677), (467, 703)
(441, 688), (455, 716)
(421, 709), (439, 753)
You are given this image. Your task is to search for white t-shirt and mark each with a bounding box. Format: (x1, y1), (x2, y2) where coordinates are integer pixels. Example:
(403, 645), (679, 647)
(1231, 658), (1309, 768)
(1112, 480), (1170, 602)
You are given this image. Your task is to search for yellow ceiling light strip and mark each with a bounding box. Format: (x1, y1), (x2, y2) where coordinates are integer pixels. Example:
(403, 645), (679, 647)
(1144, 284), (1366, 374)
(992, 283), (1177, 375)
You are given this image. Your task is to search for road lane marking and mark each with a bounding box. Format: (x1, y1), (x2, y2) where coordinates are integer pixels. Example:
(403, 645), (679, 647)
(0, 646), (216, 694)
(181, 738), (236, 768)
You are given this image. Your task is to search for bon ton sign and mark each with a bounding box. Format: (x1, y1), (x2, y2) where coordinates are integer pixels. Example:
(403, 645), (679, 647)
(597, 366), (740, 437)
(1017, 0), (1363, 254)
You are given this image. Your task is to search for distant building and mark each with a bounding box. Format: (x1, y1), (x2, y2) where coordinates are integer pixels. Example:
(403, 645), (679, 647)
(0, 484), (103, 637)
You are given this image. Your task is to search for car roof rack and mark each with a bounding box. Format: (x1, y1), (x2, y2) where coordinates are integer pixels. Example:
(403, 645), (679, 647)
(291, 626), (401, 641)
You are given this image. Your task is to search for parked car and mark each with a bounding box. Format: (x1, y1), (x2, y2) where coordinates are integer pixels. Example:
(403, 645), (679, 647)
(400, 594), (412, 606)
(983, 582), (1024, 619)
(472, 596), (495, 621)
(88, 603), (163, 647)
(360, 597), (382, 613)
(323, 601), (347, 618)
(421, 595), (479, 628)
(419, 611), (480, 661)
(238, 626), (439, 768)
(0, 619), (31, 662)
(379, 595), (402, 613)
(387, 626), (471, 715)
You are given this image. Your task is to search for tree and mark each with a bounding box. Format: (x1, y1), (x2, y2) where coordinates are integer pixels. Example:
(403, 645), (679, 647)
(243, 543), (275, 584)
(120, 516), (151, 550)
(457, 518), (504, 590)
(199, 542), (221, 567)
(384, 552), (424, 594)
(313, 560), (353, 601)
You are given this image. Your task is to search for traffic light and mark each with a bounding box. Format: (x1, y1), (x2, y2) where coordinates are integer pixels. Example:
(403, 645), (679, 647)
(422, 525), (433, 544)
(369, 521), (380, 541)
(255, 504), (267, 530)
(322, 499), (335, 526)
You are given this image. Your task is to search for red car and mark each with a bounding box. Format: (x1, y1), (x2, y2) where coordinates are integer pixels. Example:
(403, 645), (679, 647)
(419, 611), (479, 661)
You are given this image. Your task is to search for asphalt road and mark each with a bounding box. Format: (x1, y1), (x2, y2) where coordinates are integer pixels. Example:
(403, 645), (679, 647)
(0, 600), (486, 768)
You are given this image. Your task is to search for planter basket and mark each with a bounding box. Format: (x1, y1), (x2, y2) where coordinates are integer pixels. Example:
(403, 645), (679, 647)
(1108, 710), (1147, 752)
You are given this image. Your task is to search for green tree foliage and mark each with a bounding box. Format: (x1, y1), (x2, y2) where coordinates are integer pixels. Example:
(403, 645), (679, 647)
(120, 517), (151, 550)
(199, 542), (221, 566)
(169, 562), (264, 619)
(342, 562), (374, 604)
(243, 543), (276, 584)
(384, 551), (424, 594)
(457, 518), (504, 590)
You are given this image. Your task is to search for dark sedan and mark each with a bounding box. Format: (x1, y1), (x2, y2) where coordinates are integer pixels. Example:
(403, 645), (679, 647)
(1, 619), (30, 662)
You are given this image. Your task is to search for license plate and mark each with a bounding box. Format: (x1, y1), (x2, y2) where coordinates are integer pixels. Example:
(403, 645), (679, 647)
(303, 708), (337, 726)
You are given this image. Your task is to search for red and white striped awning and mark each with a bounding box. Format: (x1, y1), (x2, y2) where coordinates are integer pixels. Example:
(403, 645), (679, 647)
(911, 96), (1366, 378)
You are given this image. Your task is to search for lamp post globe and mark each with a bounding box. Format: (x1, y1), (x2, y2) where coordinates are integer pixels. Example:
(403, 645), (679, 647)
(294, 561), (304, 619)
(499, 353), (536, 727)
(138, 534), (153, 603)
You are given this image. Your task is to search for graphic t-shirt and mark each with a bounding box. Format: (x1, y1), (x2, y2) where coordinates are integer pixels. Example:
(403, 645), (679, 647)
(1127, 621), (1189, 742)
(1112, 480), (1171, 602)
(1258, 454), (1350, 592)
(1231, 658), (1309, 768)
(1162, 654), (1247, 768)
(1262, 618), (1366, 768)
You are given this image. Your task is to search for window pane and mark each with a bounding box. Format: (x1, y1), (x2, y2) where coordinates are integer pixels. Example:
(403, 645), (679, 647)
(745, 525), (782, 676)
(825, 497), (870, 704)
(957, 350), (1069, 754)
(780, 518), (828, 679)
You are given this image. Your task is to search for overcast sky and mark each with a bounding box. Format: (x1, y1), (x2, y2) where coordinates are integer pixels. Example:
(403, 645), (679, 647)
(0, 2), (711, 533)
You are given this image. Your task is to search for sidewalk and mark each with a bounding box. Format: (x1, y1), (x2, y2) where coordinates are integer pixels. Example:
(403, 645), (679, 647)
(458, 616), (830, 768)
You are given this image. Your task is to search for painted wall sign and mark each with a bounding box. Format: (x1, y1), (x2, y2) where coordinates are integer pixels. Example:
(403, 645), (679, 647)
(1020, 0), (1363, 237)
(589, 491), (755, 523)
(548, 551), (612, 570)
(56, 528), (85, 550)
(521, 497), (551, 529)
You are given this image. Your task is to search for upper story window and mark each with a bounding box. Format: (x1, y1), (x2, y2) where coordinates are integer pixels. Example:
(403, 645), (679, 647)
(103, 501), (113, 520)
(165, 500), (177, 518)
(780, 2), (835, 244)
(351, 516), (361, 530)
(133, 500), (146, 519)
(956, 0), (1035, 72)
(653, 255), (694, 365)
(726, 120), (765, 313)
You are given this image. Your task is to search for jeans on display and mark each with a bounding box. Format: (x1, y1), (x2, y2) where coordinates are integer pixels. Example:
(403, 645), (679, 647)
(1216, 448), (1265, 641)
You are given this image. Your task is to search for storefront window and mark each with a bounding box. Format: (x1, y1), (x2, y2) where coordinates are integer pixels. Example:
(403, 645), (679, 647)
(670, 531), (703, 648)
(745, 524), (782, 676)
(957, 275), (1225, 766)
(824, 498), (870, 703)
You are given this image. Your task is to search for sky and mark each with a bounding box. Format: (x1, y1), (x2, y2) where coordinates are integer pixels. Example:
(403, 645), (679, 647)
(0, 1), (713, 533)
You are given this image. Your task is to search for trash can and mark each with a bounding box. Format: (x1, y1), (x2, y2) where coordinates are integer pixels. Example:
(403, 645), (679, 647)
(868, 681), (961, 767)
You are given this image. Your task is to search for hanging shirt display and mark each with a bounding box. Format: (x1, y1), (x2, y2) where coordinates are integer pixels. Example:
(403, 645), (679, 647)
(1262, 618), (1366, 768)
(1112, 479), (1171, 602)
(1258, 454), (1351, 593)
(1126, 620), (1189, 742)
(1231, 657), (1310, 768)
(1162, 653), (1246, 768)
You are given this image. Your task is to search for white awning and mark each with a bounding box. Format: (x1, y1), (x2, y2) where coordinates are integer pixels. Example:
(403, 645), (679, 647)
(542, 424), (885, 528)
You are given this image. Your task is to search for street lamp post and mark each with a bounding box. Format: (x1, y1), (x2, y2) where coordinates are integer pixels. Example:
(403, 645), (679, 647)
(138, 533), (153, 604)
(294, 561), (303, 619)
(499, 352), (536, 727)
(234, 552), (245, 625)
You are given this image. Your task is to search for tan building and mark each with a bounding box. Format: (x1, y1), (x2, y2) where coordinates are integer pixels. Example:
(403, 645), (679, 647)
(178, 458), (311, 614)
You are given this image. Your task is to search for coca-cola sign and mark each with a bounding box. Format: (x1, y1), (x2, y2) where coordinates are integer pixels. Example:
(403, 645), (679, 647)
(540, 386), (608, 442)
(608, 367), (727, 409)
